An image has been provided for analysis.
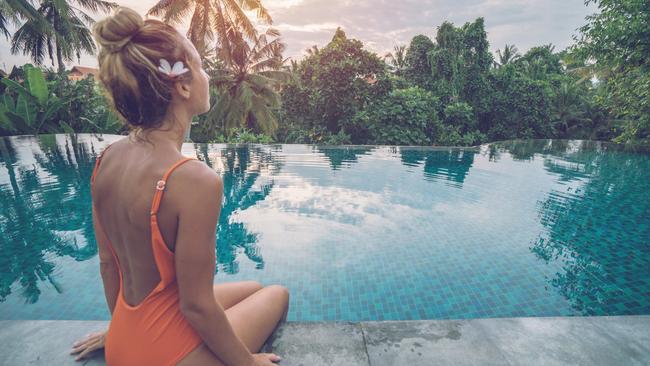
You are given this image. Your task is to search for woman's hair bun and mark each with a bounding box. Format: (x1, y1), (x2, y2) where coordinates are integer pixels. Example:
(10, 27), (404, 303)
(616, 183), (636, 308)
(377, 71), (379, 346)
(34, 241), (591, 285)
(92, 5), (193, 138)
(92, 7), (144, 53)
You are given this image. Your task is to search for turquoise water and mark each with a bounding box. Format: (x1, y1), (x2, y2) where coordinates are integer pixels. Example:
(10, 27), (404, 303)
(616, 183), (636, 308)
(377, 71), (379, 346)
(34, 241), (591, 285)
(0, 134), (648, 321)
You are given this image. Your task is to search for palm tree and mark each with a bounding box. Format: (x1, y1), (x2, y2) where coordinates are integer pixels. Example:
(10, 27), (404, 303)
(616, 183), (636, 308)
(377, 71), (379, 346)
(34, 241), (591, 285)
(10, 0), (117, 71)
(202, 25), (290, 138)
(282, 58), (299, 73)
(147, 0), (272, 59)
(562, 50), (613, 85)
(305, 44), (319, 57)
(551, 81), (591, 137)
(494, 44), (520, 68)
(384, 45), (406, 75)
(0, 0), (44, 39)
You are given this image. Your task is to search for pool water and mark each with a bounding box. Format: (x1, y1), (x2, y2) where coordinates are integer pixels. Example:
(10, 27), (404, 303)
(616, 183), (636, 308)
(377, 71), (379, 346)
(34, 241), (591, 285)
(0, 134), (648, 321)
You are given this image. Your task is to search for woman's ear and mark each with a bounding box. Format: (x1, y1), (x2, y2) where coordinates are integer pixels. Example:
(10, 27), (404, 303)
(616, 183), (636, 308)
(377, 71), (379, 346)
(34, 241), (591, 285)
(174, 79), (191, 100)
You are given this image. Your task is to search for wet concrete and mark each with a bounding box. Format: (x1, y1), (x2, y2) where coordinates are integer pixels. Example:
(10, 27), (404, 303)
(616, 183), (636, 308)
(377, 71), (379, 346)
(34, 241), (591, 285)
(0, 316), (648, 365)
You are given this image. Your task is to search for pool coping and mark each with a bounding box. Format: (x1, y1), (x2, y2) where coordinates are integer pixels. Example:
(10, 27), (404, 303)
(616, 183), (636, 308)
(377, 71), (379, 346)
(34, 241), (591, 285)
(1, 315), (648, 365)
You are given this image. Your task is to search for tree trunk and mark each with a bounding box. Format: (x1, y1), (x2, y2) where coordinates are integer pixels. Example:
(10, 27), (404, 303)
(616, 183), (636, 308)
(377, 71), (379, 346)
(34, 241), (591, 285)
(53, 9), (65, 73)
(56, 37), (64, 73)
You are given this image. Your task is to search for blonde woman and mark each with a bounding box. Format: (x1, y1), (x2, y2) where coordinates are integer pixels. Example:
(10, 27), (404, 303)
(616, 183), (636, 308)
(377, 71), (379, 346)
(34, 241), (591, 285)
(70, 6), (288, 366)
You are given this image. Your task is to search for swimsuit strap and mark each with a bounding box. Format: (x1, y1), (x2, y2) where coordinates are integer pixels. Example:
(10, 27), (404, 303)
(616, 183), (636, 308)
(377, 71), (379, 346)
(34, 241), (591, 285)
(150, 157), (197, 216)
(90, 142), (115, 189)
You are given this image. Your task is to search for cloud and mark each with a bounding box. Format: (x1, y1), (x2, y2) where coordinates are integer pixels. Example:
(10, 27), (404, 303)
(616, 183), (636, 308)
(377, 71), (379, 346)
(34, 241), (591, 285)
(275, 22), (340, 33)
(262, 0), (596, 61)
(0, 0), (596, 70)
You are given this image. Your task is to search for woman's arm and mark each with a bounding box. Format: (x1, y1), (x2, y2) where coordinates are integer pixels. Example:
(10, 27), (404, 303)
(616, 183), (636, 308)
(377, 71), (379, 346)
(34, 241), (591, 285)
(70, 201), (118, 361)
(92, 201), (120, 316)
(175, 165), (255, 366)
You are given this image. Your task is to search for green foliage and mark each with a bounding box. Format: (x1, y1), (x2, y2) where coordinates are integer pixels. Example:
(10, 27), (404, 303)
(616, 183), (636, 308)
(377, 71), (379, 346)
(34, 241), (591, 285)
(0, 65), (123, 136)
(323, 129), (353, 145)
(0, 64), (66, 135)
(209, 127), (274, 143)
(444, 102), (477, 133)
(3, 3), (646, 148)
(573, 0), (650, 142)
(515, 44), (564, 79)
(458, 18), (493, 117)
(148, 0), (272, 58)
(10, 0), (115, 72)
(280, 27), (388, 135)
(437, 125), (487, 146)
(427, 18), (493, 118)
(430, 22), (463, 104)
(483, 65), (554, 140)
(495, 44), (521, 67)
(384, 45), (407, 76)
(48, 72), (122, 134)
(404, 35), (436, 90)
(352, 86), (441, 146)
(201, 27), (289, 140)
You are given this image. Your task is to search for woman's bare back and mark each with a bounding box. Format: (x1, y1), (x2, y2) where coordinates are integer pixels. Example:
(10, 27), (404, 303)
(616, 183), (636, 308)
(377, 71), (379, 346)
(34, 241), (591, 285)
(92, 137), (203, 307)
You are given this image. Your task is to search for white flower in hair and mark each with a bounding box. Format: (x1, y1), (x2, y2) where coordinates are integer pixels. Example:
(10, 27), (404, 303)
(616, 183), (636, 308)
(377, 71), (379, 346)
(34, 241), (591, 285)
(158, 58), (189, 77)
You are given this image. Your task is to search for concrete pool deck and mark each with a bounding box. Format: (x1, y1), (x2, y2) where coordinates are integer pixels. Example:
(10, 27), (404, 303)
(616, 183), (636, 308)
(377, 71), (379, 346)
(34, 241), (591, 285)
(0, 315), (648, 365)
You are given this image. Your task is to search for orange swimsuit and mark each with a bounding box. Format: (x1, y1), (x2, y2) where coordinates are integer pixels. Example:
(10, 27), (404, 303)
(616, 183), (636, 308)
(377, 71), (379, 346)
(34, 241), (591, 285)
(90, 142), (204, 366)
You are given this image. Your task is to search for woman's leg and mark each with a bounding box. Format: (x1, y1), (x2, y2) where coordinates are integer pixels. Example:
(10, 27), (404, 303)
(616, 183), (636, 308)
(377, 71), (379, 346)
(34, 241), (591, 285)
(177, 284), (289, 366)
(225, 285), (290, 353)
(213, 280), (263, 310)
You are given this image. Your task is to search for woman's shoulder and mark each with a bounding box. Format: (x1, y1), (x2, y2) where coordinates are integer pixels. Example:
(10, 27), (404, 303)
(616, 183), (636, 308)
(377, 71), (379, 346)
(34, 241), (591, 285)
(171, 159), (223, 218)
(170, 158), (223, 195)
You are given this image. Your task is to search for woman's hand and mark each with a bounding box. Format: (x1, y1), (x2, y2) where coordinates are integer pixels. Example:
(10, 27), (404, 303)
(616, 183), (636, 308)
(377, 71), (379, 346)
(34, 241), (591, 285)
(69, 329), (106, 361)
(249, 353), (282, 365)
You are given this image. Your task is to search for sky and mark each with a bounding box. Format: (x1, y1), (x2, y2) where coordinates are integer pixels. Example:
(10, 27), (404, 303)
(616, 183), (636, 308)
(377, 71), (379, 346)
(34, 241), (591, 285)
(0, 0), (598, 72)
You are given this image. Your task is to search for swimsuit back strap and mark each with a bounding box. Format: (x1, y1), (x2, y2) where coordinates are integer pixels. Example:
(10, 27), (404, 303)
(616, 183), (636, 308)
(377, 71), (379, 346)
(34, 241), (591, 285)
(150, 157), (197, 216)
(90, 142), (115, 188)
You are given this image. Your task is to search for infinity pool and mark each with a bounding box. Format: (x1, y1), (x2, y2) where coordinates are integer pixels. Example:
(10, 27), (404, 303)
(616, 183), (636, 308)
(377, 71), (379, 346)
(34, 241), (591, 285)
(0, 134), (648, 321)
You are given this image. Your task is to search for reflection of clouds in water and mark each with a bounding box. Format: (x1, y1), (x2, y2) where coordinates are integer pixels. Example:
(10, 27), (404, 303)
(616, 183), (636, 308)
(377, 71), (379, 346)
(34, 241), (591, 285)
(242, 173), (426, 227)
(4, 134), (647, 321)
(236, 173), (429, 269)
(431, 201), (493, 224)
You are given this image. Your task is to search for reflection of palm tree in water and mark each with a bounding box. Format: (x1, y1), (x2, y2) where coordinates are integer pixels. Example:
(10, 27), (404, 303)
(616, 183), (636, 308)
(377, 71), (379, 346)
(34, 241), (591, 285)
(517, 140), (650, 315)
(0, 138), (74, 304)
(197, 144), (279, 274)
(0, 135), (281, 305)
(38, 134), (99, 259)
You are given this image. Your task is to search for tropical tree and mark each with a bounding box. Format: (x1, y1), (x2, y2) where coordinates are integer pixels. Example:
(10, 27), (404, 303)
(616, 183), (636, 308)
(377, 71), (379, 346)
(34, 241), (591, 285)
(352, 86), (441, 145)
(514, 44), (563, 80)
(550, 80), (591, 137)
(305, 44), (320, 57)
(0, 0), (44, 39)
(0, 64), (70, 135)
(200, 25), (289, 138)
(384, 45), (407, 75)
(10, 0), (117, 72)
(147, 0), (272, 58)
(404, 34), (435, 90)
(281, 27), (389, 136)
(494, 44), (520, 68)
(484, 64), (554, 140)
(573, 0), (649, 143)
(429, 21), (463, 104)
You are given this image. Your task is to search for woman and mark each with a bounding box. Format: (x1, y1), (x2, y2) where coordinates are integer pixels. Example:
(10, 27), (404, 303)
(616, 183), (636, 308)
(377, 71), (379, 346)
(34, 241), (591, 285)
(69, 6), (289, 366)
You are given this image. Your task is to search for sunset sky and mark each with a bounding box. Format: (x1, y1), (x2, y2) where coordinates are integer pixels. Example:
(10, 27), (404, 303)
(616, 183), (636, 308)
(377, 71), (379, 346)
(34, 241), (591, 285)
(0, 0), (597, 71)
